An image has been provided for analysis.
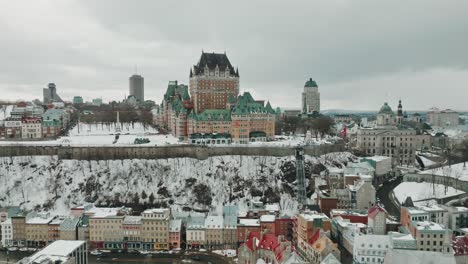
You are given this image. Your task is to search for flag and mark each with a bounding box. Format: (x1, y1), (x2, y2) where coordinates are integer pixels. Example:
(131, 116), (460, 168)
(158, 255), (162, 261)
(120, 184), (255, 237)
(341, 125), (347, 138)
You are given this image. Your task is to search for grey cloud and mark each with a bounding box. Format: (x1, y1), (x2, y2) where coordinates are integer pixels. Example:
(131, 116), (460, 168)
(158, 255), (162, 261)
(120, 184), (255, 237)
(1, 0), (467, 110)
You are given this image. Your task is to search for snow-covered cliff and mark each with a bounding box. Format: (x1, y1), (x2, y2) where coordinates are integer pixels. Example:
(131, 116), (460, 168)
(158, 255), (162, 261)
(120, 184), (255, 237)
(0, 152), (354, 216)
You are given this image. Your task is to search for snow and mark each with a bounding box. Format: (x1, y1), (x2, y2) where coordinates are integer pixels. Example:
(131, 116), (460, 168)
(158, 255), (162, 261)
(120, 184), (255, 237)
(418, 156), (436, 167)
(0, 152), (354, 217)
(86, 207), (121, 218)
(393, 182), (465, 203)
(298, 211), (329, 222)
(212, 249), (236, 257)
(170, 219), (182, 232)
(260, 215), (275, 222)
(205, 216), (224, 229)
(27, 216), (55, 224)
(420, 163), (468, 181)
(30, 240), (85, 257)
(0, 122), (181, 146)
(239, 219), (260, 226)
(415, 221), (445, 231)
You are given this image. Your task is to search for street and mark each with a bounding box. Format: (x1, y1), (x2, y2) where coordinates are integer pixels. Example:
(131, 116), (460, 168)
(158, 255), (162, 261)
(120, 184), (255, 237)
(376, 176), (403, 220)
(0, 250), (235, 264)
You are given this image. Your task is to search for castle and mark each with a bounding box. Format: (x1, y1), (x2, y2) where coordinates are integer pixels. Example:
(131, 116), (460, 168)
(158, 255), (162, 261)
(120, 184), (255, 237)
(155, 52), (276, 144)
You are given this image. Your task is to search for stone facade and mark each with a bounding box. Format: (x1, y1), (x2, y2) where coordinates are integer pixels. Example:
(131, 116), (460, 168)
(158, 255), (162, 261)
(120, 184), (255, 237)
(356, 101), (429, 166)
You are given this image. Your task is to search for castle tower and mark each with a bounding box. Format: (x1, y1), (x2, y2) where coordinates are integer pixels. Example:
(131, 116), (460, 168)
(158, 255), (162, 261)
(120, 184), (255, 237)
(397, 100), (403, 124)
(189, 51), (239, 114)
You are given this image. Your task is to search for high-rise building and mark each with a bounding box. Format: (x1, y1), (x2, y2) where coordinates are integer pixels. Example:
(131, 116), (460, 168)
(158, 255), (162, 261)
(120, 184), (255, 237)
(427, 107), (459, 127)
(42, 83), (63, 104)
(129, 74), (144, 103)
(73, 96), (83, 105)
(302, 78), (320, 114)
(189, 52), (239, 114)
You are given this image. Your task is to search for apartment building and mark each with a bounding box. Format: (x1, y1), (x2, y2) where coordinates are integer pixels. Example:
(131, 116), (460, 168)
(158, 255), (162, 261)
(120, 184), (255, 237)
(141, 209), (170, 251)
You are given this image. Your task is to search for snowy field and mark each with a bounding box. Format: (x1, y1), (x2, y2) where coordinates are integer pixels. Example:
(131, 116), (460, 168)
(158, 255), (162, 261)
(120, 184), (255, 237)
(0, 122), (181, 146)
(393, 182), (465, 203)
(419, 163), (468, 181)
(0, 152), (354, 216)
(0, 123), (341, 147)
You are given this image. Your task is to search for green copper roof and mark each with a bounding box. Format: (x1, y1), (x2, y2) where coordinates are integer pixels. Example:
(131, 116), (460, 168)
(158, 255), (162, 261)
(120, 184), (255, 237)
(181, 86), (190, 100)
(232, 92), (273, 115)
(379, 102), (394, 115)
(305, 78), (318, 88)
(228, 95), (237, 104)
(191, 109), (231, 121)
(164, 81), (178, 100)
(265, 101), (276, 114)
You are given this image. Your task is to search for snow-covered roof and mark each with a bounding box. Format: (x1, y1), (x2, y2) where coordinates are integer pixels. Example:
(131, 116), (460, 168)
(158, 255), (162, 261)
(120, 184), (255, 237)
(205, 215), (224, 229)
(29, 240), (86, 259)
(454, 207), (468, 212)
(363, 156), (391, 162)
(415, 204), (446, 212)
(414, 221), (446, 231)
(123, 216), (142, 225)
(260, 214), (276, 222)
(143, 208), (170, 214)
(354, 234), (391, 250)
(384, 248), (456, 264)
(86, 207), (122, 218)
(239, 218), (260, 226)
(187, 216), (205, 229)
(27, 215), (55, 225)
(59, 217), (80, 231)
(320, 253), (341, 264)
(170, 219), (182, 232)
(265, 203), (280, 212)
(298, 211), (330, 222)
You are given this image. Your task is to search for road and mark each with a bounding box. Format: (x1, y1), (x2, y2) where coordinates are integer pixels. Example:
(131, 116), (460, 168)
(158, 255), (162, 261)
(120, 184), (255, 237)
(376, 176), (402, 220)
(0, 251), (235, 264)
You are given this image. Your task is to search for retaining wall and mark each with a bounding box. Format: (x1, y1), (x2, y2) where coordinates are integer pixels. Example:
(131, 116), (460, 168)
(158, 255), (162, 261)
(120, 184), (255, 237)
(0, 143), (345, 160)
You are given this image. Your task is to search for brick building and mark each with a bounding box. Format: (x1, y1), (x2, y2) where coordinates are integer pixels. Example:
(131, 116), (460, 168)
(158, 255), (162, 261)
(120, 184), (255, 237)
(155, 52), (276, 143)
(189, 52), (239, 114)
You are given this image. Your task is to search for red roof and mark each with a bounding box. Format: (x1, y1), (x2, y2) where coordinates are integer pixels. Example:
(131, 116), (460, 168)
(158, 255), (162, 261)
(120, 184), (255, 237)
(245, 231), (261, 251)
(453, 236), (468, 256)
(308, 229), (320, 245)
(368, 205), (387, 219)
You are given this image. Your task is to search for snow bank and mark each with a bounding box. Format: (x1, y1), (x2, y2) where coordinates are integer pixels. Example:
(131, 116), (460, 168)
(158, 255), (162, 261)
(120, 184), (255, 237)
(393, 182), (465, 203)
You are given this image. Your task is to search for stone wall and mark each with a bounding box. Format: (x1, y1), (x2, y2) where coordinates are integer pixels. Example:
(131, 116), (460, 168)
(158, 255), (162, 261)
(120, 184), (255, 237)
(0, 143), (345, 160)
(403, 173), (468, 193)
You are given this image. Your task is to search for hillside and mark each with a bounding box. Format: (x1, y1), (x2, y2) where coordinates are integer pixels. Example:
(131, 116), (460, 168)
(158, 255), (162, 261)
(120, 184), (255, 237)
(0, 152), (354, 216)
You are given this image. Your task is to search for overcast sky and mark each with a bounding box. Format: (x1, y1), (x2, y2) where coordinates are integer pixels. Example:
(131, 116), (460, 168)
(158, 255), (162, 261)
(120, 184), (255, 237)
(1, 0), (467, 111)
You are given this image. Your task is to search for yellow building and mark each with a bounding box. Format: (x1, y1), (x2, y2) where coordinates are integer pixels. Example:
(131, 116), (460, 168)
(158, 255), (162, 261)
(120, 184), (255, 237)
(25, 214), (55, 247)
(141, 208), (170, 251)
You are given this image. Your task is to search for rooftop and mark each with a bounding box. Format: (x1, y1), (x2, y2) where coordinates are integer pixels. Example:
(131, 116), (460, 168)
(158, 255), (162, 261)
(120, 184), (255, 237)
(239, 218), (260, 227)
(260, 215), (276, 222)
(170, 219), (182, 232)
(205, 215), (224, 229)
(29, 240), (86, 259)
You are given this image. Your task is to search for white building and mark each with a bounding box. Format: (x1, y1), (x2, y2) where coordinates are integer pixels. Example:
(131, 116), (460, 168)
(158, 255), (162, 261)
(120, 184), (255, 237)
(186, 216), (206, 249)
(427, 107), (459, 127)
(368, 205), (387, 235)
(413, 221), (452, 253)
(1, 218), (13, 247)
(353, 234), (391, 264)
(18, 240), (87, 264)
(21, 117), (42, 139)
(442, 206), (468, 233)
(416, 205), (449, 228)
(302, 78), (320, 114)
(356, 102), (428, 166)
(348, 175), (376, 210)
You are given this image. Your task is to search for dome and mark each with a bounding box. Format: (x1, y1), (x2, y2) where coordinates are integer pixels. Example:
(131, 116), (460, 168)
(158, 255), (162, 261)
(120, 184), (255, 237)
(304, 78), (318, 88)
(379, 102), (394, 115)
